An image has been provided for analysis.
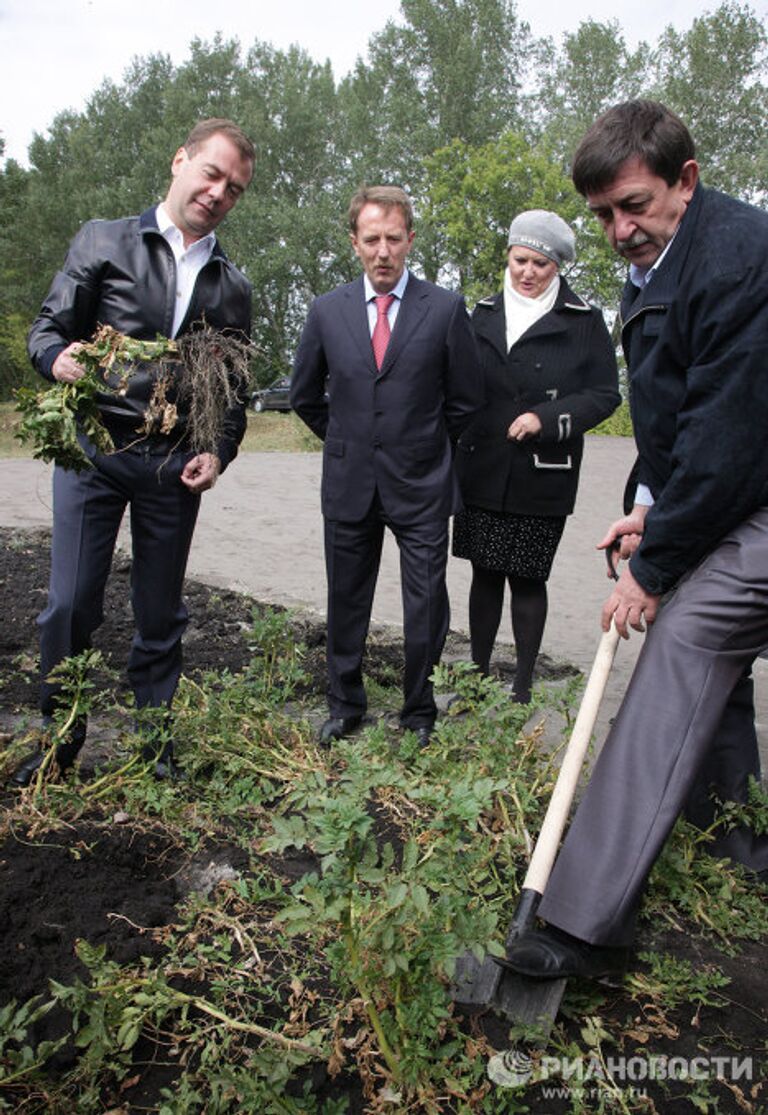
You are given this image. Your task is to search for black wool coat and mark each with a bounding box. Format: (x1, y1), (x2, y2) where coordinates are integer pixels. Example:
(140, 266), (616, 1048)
(456, 278), (620, 518)
(620, 184), (768, 596)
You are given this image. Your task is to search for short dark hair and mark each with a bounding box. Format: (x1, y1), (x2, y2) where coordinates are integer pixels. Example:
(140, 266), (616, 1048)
(348, 186), (414, 234)
(183, 118), (255, 166)
(572, 100), (695, 196)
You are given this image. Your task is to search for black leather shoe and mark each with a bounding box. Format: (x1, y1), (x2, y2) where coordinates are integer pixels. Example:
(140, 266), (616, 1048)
(142, 741), (184, 782)
(153, 755), (185, 782)
(9, 741), (82, 788)
(400, 724), (433, 748)
(318, 715), (363, 744)
(9, 751), (47, 787)
(495, 926), (628, 982)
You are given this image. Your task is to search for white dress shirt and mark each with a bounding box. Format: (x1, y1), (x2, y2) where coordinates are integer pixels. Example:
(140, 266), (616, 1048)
(363, 269), (410, 336)
(155, 203), (215, 337)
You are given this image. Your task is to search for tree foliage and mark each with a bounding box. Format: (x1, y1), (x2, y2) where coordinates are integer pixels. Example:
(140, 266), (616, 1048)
(533, 20), (647, 161)
(647, 2), (768, 198)
(424, 133), (578, 300)
(0, 0), (766, 398)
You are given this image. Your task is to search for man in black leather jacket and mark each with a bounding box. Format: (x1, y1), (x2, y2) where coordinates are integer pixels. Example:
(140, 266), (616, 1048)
(11, 118), (254, 786)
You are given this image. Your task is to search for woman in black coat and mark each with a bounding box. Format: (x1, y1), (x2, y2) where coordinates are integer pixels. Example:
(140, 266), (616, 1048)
(453, 210), (620, 701)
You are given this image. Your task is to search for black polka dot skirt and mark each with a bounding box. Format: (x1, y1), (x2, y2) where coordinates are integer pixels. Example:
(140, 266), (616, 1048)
(452, 505), (566, 581)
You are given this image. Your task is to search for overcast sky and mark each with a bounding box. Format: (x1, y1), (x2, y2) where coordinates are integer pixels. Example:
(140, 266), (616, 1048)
(0, 0), (753, 166)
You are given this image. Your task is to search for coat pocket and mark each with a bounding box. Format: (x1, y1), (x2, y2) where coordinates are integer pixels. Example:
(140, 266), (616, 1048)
(325, 437), (345, 457)
(532, 451), (572, 471)
(400, 438), (446, 479)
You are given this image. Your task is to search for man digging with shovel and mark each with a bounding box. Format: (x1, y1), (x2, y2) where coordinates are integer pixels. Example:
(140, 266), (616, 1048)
(498, 100), (768, 985)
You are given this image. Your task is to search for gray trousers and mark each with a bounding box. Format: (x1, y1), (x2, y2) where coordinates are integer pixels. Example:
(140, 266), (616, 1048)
(539, 507), (768, 946)
(38, 444), (200, 721)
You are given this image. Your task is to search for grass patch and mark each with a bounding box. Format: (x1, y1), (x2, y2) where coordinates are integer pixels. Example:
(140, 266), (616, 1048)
(1, 393), (629, 460)
(592, 399), (633, 437)
(242, 410), (321, 453)
(0, 401), (32, 458)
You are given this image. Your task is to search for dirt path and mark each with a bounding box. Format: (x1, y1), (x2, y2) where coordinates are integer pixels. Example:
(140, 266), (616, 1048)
(2, 437), (767, 766)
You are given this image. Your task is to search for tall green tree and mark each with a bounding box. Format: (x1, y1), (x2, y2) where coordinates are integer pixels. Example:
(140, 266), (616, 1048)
(339, 0), (535, 279)
(226, 42), (350, 378)
(534, 20), (646, 162)
(0, 152), (33, 393)
(424, 130), (622, 307)
(648, 1), (768, 198)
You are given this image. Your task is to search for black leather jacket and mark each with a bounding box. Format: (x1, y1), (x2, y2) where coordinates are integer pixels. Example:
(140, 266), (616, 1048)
(27, 208), (252, 469)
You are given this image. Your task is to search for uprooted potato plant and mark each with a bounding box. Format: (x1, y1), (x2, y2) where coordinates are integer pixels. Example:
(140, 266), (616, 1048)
(14, 323), (253, 471)
(0, 605), (767, 1115)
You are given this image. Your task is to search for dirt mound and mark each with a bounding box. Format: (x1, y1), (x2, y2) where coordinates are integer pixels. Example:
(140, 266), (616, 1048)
(0, 824), (179, 1005)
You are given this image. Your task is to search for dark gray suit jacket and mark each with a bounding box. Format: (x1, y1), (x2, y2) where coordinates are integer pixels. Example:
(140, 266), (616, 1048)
(291, 274), (481, 523)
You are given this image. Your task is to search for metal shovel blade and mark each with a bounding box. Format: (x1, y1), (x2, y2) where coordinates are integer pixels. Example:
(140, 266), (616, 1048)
(494, 972), (566, 1037)
(452, 889), (540, 1010)
(452, 950), (503, 1010)
(453, 892), (565, 1034)
(451, 626), (620, 1025)
(491, 890), (565, 1036)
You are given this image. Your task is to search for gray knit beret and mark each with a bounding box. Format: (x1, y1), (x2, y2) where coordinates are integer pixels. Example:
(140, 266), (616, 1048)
(507, 209), (576, 265)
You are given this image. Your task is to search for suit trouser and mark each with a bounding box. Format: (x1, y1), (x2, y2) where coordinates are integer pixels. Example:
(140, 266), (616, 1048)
(38, 445), (200, 721)
(538, 508), (768, 946)
(324, 499), (450, 728)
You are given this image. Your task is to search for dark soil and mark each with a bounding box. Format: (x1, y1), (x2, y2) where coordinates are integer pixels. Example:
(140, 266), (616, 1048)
(0, 528), (575, 717)
(0, 526), (765, 1114)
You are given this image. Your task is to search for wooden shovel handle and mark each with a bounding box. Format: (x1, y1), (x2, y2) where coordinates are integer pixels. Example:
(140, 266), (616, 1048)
(522, 623), (620, 896)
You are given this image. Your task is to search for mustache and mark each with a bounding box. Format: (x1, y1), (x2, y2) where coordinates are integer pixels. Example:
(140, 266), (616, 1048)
(617, 232), (651, 251)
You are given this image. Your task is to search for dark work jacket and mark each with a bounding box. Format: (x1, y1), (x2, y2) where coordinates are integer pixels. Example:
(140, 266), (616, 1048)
(455, 278), (620, 517)
(291, 274), (481, 524)
(27, 209), (252, 470)
(620, 184), (768, 595)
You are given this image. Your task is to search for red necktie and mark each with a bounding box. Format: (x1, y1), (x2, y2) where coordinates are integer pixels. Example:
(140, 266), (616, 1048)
(372, 294), (395, 370)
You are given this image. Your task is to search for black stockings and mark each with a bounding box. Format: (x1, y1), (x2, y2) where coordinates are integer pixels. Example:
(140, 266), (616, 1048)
(468, 564), (548, 702)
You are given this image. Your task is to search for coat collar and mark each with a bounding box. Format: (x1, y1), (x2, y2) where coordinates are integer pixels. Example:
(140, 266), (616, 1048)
(340, 275), (377, 371)
(139, 206), (228, 264)
(379, 273), (430, 375)
(472, 276), (590, 360)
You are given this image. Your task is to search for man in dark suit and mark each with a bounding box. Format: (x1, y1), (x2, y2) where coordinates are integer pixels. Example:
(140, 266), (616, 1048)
(291, 186), (480, 746)
(498, 101), (768, 983)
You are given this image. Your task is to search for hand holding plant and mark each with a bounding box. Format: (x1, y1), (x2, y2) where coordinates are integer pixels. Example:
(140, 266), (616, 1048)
(15, 323), (252, 472)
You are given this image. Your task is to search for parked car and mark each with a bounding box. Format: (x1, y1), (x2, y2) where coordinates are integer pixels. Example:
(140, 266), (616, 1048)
(251, 376), (292, 413)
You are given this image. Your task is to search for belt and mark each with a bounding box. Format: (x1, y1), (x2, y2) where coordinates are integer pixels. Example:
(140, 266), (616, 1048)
(105, 428), (185, 455)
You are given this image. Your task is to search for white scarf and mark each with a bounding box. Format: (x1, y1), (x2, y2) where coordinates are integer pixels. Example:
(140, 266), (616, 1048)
(503, 269), (560, 351)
